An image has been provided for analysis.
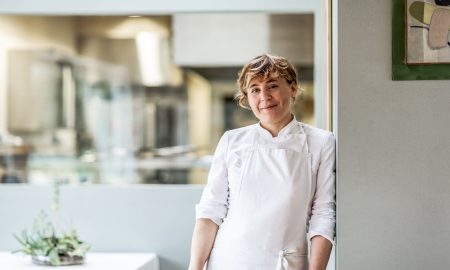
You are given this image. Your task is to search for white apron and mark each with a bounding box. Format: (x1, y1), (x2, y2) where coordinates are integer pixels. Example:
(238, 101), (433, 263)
(207, 124), (313, 270)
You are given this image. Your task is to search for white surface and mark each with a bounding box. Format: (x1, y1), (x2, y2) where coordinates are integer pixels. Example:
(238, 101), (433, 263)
(0, 252), (159, 270)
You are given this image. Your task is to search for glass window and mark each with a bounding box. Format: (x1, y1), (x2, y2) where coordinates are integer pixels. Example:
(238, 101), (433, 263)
(0, 14), (322, 185)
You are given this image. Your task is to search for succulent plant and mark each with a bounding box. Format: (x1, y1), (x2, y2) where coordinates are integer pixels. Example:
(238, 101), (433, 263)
(13, 210), (90, 265)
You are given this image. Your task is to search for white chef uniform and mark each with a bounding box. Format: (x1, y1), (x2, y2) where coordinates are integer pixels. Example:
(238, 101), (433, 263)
(196, 117), (336, 270)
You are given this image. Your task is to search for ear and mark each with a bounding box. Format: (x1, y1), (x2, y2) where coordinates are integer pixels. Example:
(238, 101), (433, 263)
(290, 82), (298, 97)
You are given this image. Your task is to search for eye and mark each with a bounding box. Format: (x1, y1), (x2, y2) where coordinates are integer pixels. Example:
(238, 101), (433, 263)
(250, 88), (260, 94)
(268, 84), (278, 90)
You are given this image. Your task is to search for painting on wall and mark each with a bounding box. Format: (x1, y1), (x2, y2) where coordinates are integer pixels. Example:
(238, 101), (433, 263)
(407, 0), (450, 64)
(392, 0), (450, 80)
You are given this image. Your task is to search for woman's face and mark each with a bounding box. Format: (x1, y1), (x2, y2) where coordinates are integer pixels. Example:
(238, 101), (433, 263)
(246, 75), (297, 128)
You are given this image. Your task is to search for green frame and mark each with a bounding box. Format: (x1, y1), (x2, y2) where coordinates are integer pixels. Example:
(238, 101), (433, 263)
(392, 0), (450, 80)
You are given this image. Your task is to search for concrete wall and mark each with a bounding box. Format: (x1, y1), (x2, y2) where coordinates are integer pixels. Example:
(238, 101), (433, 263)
(0, 185), (203, 270)
(336, 0), (450, 269)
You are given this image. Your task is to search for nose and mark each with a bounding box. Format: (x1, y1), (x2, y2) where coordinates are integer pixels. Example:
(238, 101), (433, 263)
(259, 88), (271, 101)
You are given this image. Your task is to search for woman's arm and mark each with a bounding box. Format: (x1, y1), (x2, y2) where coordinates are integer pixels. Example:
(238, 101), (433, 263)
(188, 218), (219, 270)
(190, 132), (230, 270)
(309, 235), (332, 270)
(309, 132), (336, 268)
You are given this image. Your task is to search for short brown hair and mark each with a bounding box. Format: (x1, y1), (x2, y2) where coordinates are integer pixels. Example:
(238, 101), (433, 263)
(235, 54), (299, 109)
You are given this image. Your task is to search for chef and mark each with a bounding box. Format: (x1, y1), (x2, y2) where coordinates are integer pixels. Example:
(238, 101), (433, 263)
(189, 54), (336, 270)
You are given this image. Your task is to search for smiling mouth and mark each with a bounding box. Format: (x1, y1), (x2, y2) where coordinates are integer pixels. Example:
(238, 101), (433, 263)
(260, 104), (277, 110)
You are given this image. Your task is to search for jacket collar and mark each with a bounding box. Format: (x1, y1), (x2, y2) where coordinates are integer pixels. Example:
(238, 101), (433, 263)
(256, 114), (302, 140)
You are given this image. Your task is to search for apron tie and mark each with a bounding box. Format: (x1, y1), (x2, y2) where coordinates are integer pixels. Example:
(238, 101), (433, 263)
(276, 248), (299, 270)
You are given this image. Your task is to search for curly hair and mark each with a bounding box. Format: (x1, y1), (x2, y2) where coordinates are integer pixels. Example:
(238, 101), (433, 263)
(235, 54), (299, 109)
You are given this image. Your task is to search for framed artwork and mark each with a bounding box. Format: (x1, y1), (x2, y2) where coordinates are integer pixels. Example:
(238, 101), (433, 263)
(392, 0), (450, 80)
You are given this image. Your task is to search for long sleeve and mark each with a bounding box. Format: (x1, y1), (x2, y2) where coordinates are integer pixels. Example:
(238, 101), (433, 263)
(309, 133), (336, 245)
(195, 132), (230, 226)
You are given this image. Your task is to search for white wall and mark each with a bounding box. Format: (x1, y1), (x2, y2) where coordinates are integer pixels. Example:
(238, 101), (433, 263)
(336, 0), (450, 269)
(0, 185), (203, 270)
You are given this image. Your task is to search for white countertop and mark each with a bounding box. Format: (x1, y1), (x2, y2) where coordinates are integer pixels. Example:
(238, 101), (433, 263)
(0, 252), (159, 270)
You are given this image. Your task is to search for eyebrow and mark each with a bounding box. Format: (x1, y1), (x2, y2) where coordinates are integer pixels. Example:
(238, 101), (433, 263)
(248, 78), (278, 88)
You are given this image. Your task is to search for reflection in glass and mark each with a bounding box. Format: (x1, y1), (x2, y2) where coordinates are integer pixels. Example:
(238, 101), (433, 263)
(0, 14), (315, 185)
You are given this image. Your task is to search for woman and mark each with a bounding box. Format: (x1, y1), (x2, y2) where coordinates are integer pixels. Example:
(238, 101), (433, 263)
(189, 54), (335, 270)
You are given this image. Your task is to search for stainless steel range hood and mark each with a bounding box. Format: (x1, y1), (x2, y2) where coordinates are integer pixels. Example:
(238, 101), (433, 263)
(172, 13), (314, 67)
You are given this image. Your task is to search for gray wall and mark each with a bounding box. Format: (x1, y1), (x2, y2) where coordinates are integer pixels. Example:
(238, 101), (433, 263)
(0, 185), (203, 270)
(336, 0), (450, 269)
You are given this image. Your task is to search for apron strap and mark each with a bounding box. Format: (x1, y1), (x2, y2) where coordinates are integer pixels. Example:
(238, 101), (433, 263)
(276, 248), (301, 270)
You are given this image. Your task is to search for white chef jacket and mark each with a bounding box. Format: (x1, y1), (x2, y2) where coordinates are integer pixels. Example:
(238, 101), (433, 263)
(196, 117), (336, 245)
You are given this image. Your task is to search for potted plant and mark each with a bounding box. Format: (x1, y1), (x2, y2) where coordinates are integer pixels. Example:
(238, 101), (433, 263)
(13, 179), (90, 266)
